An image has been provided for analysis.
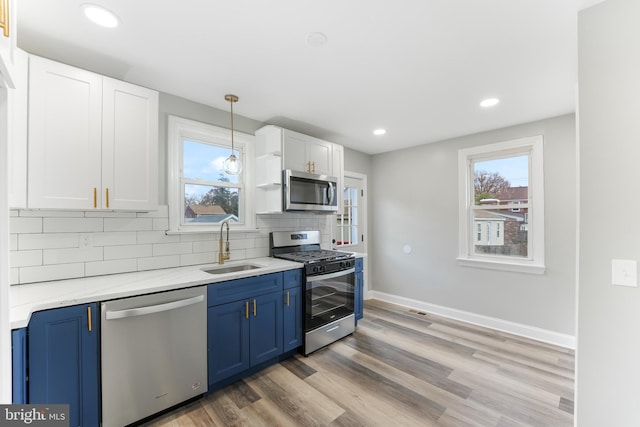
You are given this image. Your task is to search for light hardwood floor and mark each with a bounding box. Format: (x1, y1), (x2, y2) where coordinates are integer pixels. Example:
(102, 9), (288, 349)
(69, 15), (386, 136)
(143, 299), (574, 426)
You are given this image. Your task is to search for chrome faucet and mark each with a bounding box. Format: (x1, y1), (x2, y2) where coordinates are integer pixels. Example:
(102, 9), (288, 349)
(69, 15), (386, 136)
(218, 220), (231, 264)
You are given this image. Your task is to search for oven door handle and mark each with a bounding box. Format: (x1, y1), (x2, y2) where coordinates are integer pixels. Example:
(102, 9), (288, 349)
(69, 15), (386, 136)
(308, 268), (355, 282)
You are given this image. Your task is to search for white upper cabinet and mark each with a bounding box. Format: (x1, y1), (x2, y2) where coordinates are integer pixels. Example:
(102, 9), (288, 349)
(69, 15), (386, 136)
(7, 48), (28, 208)
(254, 125), (344, 214)
(27, 55), (158, 210)
(282, 129), (333, 176)
(0, 0), (16, 88)
(101, 77), (158, 210)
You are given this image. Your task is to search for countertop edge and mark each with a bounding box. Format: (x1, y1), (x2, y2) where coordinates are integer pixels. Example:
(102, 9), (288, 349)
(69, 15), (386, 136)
(10, 258), (304, 329)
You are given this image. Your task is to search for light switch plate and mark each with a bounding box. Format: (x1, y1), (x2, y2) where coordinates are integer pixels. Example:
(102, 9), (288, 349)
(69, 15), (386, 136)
(612, 259), (637, 287)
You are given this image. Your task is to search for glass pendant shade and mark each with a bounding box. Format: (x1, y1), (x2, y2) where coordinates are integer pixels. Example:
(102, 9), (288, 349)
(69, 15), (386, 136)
(223, 94), (241, 175)
(223, 153), (242, 175)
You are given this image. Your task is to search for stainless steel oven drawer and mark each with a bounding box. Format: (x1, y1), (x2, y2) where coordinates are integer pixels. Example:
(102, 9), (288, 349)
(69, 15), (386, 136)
(304, 313), (355, 355)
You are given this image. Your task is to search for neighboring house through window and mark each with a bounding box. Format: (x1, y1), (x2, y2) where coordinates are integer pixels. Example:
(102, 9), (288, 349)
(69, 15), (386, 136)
(457, 135), (544, 274)
(167, 116), (255, 232)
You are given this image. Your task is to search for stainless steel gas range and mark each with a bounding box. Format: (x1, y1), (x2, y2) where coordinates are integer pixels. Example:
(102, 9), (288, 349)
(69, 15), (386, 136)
(270, 230), (356, 355)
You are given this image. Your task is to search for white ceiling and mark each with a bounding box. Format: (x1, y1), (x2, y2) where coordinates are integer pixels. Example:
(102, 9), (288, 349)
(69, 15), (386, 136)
(17, 0), (604, 155)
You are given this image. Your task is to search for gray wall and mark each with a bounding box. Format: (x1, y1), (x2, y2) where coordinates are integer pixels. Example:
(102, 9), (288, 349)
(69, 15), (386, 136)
(577, 0), (640, 424)
(370, 114), (577, 335)
(158, 93), (264, 205)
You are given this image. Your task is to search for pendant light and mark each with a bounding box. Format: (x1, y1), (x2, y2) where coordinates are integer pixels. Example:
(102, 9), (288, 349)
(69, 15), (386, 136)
(222, 94), (242, 175)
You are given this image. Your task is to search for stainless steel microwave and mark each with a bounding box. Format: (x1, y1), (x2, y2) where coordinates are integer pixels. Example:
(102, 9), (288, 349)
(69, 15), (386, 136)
(283, 169), (338, 213)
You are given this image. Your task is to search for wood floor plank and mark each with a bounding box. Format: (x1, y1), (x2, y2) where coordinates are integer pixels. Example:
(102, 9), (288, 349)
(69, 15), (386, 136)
(247, 363), (345, 425)
(143, 299), (575, 427)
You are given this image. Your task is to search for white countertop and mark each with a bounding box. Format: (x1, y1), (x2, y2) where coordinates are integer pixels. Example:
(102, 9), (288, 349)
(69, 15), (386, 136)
(10, 257), (303, 329)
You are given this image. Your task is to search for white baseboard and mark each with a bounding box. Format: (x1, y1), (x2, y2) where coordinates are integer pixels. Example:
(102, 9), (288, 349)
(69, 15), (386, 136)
(367, 291), (576, 350)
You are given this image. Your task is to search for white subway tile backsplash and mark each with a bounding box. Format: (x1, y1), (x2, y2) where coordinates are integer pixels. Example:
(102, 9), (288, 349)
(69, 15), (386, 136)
(18, 233), (81, 250)
(104, 244), (152, 260)
(10, 207), (331, 285)
(44, 217), (103, 233)
(20, 263), (85, 284)
(10, 217), (43, 233)
(137, 230), (180, 245)
(180, 233), (216, 242)
(92, 232), (137, 247)
(192, 240), (216, 254)
(138, 255), (180, 271)
(246, 247), (269, 259)
(86, 259), (137, 277)
(152, 242), (193, 257)
(11, 250), (43, 267)
(44, 247), (104, 265)
(104, 218), (153, 232)
(152, 218), (169, 231)
(180, 252), (214, 267)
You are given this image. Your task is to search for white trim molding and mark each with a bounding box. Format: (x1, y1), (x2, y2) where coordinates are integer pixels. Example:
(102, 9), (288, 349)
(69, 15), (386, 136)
(369, 291), (575, 350)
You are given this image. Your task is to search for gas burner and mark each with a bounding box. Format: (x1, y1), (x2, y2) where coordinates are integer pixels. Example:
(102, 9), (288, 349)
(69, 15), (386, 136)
(276, 249), (354, 264)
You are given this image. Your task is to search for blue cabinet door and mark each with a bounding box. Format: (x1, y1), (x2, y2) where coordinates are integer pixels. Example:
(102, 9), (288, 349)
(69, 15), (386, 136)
(208, 300), (251, 385)
(28, 304), (100, 427)
(355, 258), (364, 323)
(250, 292), (283, 365)
(283, 284), (303, 352)
(11, 328), (27, 404)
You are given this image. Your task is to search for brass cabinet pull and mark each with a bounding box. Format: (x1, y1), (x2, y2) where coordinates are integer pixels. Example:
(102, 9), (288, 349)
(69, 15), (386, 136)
(87, 306), (92, 332)
(105, 188), (109, 208)
(306, 161), (311, 173)
(93, 188), (97, 208)
(245, 301), (249, 319)
(311, 161), (315, 173)
(286, 291), (290, 307)
(253, 299), (257, 317)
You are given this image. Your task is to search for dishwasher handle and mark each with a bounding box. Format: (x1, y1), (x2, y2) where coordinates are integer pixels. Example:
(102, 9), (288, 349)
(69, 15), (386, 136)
(105, 294), (204, 320)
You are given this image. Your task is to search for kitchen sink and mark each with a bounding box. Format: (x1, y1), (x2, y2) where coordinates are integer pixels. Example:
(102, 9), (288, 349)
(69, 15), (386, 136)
(202, 264), (262, 275)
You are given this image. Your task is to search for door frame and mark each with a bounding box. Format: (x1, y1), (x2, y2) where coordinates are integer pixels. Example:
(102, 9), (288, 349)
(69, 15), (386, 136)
(335, 171), (369, 298)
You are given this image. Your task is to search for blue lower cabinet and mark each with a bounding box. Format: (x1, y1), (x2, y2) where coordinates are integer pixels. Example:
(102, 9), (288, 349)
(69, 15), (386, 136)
(283, 269), (303, 352)
(208, 273), (286, 386)
(11, 328), (27, 404)
(355, 258), (364, 323)
(250, 292), (283, 365)
(208, 300), (251, 385)
(28, 303), (100, 427)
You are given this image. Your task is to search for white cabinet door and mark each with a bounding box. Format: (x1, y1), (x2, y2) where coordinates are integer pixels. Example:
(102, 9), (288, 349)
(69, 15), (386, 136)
(7, 49), (27, 208)
(102, 78), (158, 210)
(332, 143), (344, 210)
(28, 56), (102, 209)
(282, 129), (309, 172)
(27, 56), (158, 211)
(306, 138), (332, 176)
(283, 129), (332, 175)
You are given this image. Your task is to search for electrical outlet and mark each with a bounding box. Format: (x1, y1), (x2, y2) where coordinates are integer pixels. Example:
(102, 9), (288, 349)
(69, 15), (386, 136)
(612, 259), (637, 287)
(79, 233), (93, 248)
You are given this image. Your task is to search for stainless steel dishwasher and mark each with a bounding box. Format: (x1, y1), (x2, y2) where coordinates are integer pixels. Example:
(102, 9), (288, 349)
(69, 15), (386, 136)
(101, 286), (207, 427)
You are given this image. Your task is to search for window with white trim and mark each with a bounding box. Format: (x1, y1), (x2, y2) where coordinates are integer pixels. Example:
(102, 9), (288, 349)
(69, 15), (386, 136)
(457, 135), (544, 274)
(167, 116), (255, 233)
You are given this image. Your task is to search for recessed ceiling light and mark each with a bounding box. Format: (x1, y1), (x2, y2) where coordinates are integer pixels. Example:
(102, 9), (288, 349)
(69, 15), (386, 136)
(305, 32), (328, 47)
(82, 4), (120, 28)
(373, 129), (386, 136)
(480, 98), (500, 108)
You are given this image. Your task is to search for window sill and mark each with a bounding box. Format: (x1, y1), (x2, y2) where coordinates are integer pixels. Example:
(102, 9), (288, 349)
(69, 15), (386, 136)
(456, 257), (545, 275)
(166, 227), (261, 235)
